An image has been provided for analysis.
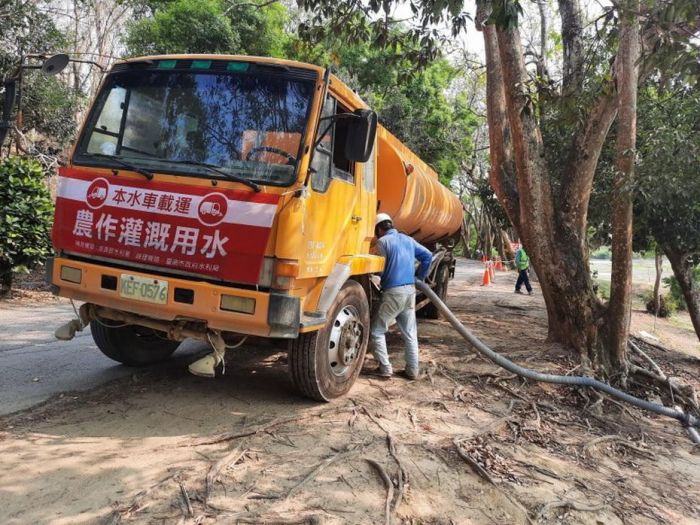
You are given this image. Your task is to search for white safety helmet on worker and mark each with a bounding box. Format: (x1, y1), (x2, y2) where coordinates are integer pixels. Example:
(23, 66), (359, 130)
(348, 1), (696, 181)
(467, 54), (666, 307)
(375, 213), (392, 226)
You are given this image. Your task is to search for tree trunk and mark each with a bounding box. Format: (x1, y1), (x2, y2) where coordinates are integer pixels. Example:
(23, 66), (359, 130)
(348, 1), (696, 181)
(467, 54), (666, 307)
(653, 249), (662, 316)
(665, 249), (700, 342)
(557, 0), (585, 95)
(495, 227), (506, 261)
(475, 4), (520, 231)
(536, 0), (548, 80)
(461, 216), (471, 258)
(501, 230), (516, 268)
(607, 0), (640, 376)
(0, 267), (12, 297)
(476, 3), (631, 377)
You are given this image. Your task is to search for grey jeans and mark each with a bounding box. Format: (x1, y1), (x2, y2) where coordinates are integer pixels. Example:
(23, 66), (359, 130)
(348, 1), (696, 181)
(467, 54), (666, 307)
(369, 285), (419, 375)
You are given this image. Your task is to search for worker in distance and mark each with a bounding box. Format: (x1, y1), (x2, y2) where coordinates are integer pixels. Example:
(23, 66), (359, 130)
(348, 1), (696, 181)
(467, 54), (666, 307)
(367, 213), (433, 380)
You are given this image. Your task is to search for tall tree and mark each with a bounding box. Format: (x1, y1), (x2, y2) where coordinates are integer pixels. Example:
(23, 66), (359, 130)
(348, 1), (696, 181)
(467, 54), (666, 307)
(636, 85), (700, 340)
(607, 0), (640, 375)
(295, 0), (699, 379)
(475, 0), (699, 377)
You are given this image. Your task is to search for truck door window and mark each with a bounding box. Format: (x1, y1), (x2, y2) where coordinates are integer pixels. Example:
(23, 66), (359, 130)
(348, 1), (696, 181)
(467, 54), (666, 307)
(331, 101), (353, 183)
(363, 138), (376, 192)
(310, 96), (334, 193)
(310, 95), (354, 192)
(86, 87), (126, 155)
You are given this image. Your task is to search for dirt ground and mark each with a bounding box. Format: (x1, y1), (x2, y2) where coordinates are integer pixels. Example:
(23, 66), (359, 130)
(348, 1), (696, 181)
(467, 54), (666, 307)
(1, 261), (699, 525)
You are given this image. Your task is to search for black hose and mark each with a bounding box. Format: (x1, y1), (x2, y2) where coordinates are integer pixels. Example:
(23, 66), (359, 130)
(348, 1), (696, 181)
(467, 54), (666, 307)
(415, 280), (700, 444)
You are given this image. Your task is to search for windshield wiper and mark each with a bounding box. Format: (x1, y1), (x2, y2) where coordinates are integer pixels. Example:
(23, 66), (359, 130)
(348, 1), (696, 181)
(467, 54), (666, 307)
(81, 153), (154, 180)
(165, 160), (261, 192)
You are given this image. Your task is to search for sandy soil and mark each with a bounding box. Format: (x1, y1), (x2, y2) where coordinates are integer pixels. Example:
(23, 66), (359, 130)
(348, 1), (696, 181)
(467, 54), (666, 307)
(1, 261), (699, 525)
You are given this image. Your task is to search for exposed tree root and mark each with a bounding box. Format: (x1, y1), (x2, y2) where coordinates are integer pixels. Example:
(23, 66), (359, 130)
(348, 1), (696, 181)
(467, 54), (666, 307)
(537, 499), (605, 520)
(284, 445), (358, 501)
(206, 446), (247, 502)
(584, 434), (656, 459)
(366, 459), (394, 525)
(453, 438), (495, 485)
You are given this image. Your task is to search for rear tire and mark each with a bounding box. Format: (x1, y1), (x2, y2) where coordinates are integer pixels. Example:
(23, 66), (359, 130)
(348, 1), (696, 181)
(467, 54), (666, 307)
(288, 280), (369, 401)
(90, 320), (180, 366)
(424, 263), (450, 319)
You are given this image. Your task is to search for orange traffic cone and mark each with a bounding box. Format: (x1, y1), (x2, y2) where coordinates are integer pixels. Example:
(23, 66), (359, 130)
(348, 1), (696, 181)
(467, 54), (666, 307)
(488, 262), (495, 281)
(495, 257), (504, 271)
(481, 266), (491, 286)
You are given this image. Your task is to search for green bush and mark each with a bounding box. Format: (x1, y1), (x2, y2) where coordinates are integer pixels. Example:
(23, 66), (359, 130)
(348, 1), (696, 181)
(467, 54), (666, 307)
(662, 267), (700, 311)
(591, 246), (612, 260)
(0, 157), (54, 296)
(644, 293), (674, 318)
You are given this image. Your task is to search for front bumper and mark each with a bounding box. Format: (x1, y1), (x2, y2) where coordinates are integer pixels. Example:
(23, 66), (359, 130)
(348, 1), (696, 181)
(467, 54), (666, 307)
(49, 257), (300, 338)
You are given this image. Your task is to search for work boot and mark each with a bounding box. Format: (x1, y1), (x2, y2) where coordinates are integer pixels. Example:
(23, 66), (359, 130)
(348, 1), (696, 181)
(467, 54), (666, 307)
(514, 289), (524, 295)
(363, 366), (392, 380)
(398, 368), (419, 380)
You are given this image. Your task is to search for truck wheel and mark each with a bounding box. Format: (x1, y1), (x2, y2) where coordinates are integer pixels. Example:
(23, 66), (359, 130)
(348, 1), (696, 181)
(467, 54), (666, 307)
(424, 263), (450, 319)
(288, 280), (369, 401)
(90, 320), (180, 366)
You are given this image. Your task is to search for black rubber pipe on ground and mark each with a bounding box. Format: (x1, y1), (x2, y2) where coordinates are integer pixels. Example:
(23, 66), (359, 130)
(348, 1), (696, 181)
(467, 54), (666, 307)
(415, 280), (700, 444)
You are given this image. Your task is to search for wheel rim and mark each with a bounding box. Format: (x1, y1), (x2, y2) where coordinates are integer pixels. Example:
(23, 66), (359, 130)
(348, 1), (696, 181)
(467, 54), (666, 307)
(327, 305), (364, 377)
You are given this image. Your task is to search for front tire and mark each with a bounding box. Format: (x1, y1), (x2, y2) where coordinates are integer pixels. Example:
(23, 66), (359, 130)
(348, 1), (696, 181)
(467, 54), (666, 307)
(90, 320), (180, 366)
(288, 280), (370, 401)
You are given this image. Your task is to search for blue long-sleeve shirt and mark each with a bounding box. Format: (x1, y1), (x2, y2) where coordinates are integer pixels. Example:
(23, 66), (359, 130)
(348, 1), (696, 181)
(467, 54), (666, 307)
(376, 229), (433, 290)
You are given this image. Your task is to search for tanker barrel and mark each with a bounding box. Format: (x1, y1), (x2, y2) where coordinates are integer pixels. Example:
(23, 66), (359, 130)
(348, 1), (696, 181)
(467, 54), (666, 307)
(376, 126), (462, 245)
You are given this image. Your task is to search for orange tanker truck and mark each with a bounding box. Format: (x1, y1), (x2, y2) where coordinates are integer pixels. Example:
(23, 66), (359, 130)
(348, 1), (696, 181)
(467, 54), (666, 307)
(43, 54), (462, 400)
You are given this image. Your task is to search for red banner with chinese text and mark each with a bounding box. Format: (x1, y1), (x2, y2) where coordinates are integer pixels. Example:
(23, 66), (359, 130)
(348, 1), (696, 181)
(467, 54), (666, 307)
(52, 167), (280, 284)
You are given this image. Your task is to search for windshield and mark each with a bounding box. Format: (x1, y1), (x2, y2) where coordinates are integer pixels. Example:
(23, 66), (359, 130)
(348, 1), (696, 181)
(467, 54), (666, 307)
(75, 65), (315, 186)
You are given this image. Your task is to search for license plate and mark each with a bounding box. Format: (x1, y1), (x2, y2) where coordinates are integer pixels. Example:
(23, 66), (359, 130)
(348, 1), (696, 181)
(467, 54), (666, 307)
(119, 274), (169, 304)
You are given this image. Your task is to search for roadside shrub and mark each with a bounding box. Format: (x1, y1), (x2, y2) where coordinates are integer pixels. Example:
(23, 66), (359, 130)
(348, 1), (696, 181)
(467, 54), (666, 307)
(644, 293), (674, 318)
(663, 269), (700, 311)
(0, 157), (54, 296)
(591, 246), (612, 260)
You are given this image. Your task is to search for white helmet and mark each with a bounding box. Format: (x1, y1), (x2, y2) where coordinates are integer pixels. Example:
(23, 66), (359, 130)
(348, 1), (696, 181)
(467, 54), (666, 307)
(375, 212), (392, 226)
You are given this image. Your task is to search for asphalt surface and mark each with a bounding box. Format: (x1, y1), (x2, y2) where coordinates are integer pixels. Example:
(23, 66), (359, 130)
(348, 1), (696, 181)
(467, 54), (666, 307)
(0, 259), (485, 417)
(0, 301), (204, 416)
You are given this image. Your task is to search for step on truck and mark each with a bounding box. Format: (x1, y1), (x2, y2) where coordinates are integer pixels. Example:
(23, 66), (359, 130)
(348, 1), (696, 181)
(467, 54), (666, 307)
(45, 54), (463, 400)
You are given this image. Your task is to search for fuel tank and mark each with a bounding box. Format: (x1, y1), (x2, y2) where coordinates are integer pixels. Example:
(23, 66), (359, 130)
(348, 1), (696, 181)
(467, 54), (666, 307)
(376, 126), (463, 245)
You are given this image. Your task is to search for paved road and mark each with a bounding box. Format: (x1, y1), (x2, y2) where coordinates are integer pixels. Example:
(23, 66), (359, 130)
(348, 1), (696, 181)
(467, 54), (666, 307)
(0, 258), (485, 416)
(0, 301), (204, 416)
(590, 258), (663, 287)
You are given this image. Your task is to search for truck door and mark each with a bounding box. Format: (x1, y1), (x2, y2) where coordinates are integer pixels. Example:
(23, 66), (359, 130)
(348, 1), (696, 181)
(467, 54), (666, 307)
(302, 94), (363, 276)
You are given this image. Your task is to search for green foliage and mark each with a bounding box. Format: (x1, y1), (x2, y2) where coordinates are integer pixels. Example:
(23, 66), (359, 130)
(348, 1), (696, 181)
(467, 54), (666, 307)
(488, 0), (524, 29)
(0, 2), (65, 78)
(0, 157), (54, 295)
(591, 247), (612, 260)
(125, 0), (292, 57)
(230, 2), (289, 58)
(289, 25), (479, 185)
(636, 85), (700, 256)
(126, 0), (239, 55)
(21, 74), (79, 146)
(644, 292), (674, 317)
(662, 267), (700, 311)
(0, 1), (77, 145)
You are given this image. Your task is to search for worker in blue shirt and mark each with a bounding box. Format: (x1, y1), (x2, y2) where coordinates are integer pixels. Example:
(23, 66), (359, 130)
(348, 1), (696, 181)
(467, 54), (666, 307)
(368, 213), (433, 380)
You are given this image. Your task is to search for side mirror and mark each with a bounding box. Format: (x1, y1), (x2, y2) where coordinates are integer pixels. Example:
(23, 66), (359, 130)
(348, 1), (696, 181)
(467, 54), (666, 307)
(41, 54), (70, 76)
(345, 108), (377, 163)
